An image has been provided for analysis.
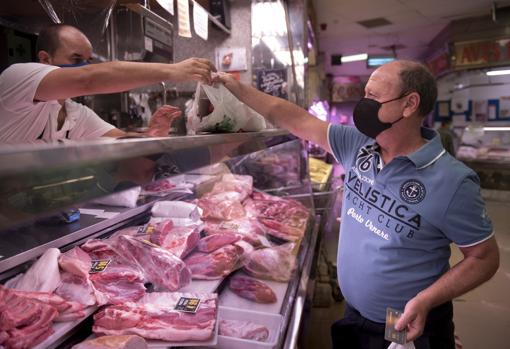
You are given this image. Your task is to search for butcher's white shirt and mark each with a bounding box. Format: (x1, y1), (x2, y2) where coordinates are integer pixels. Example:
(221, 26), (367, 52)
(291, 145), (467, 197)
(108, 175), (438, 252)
(0, 62), (115, 144)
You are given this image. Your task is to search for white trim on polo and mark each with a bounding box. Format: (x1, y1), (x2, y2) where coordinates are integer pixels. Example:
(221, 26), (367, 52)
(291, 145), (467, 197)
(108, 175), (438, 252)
(416, 149), (446, 170)
(455, 231), (495, 248)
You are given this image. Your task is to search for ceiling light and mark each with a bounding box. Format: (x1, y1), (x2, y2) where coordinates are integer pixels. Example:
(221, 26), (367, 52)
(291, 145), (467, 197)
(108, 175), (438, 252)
(486, 69), (510, 76)
(341, 53), (368, 63)
(483, 127), (510, 131)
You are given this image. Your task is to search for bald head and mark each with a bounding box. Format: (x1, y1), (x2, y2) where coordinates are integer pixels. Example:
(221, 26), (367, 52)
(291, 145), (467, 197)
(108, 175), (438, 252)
(37, 24), (93, 66)
(373, 60), (437, 117)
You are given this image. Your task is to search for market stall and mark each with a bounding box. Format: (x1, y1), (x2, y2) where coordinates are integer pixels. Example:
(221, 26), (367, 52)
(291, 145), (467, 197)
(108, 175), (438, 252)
(0, 131), (320, 349)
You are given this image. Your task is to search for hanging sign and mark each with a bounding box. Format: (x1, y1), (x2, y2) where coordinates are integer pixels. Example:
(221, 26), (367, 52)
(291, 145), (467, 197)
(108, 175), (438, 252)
(193, 1), (209, 40)
(177, 0), (192, 38)
(156, 0), (175, 15)
(452, 38), (510, 69)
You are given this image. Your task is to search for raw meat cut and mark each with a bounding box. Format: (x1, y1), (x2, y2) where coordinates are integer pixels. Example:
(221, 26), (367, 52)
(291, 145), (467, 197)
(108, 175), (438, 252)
(5, 287), (86, 322)
(0, 285), (58, 349)
(89, 264), (146, 306)
(112, 235), (191, 291)
(219, 320), (269, 342)
(244, 192), (309, 242)
(185, 244), (243, 279)
(72, 335), (148, 349)
(198, 194), (246, 221)
(197, 174), (253, 220)
(81, 239), (116, 260)
(243, 243), (297, 282)
(93, 292), (217, 342)
(233, 240), (255, 261)
(59, 246), (91, 278)
(203, 219), (269, 247)
(150, 222), (201, 258)
(55, 272), (96, 306)
(9, 248), (61, 293)
(228, 275), (277, 303)
(197, 233), (241, 253)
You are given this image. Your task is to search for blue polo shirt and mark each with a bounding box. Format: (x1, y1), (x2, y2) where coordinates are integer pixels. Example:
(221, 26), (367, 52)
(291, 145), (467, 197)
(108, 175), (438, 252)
(328, 124), (494, 323)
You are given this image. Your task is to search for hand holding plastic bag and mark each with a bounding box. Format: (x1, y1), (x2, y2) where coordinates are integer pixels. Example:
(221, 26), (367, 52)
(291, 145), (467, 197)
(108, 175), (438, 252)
(187, 82), (266, 134)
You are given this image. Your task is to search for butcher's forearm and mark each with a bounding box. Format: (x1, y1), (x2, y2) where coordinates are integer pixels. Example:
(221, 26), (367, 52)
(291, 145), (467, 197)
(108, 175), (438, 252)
(415, 251), (499, 310)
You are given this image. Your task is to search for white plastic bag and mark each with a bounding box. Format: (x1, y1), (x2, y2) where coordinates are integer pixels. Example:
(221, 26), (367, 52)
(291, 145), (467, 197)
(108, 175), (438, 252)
(92, 186), (141, 208)
(186, 82), (266, 134)
(151, 200), (202, 219)
(387, 342), (416, 349)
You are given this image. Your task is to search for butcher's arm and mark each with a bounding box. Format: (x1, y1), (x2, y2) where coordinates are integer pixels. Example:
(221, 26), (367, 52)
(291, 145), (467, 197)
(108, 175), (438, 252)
(35, 58), (214, 102)
(396, 236), (499, 339)
(215, 73), (331, 154)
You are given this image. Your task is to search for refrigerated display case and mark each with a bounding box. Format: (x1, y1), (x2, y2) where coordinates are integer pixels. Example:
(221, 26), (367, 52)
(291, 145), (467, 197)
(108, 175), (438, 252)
(0, 130), (320, 349)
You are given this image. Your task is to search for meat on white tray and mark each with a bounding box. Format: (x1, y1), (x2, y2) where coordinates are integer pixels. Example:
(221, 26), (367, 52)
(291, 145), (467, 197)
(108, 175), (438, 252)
(185, 244), (243, 280)
(72, 335), (148, 349)
(228, 275), (277, 304)
(93, 292), (217, 343)
(219, 319), (269, 342)
(243, 243), (297, 282)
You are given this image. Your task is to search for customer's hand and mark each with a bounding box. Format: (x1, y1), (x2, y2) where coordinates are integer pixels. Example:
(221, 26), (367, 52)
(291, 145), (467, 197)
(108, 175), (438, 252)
(212, 72), (242, 97)
(172, 58), (216, 84)
(146, 105), (182, 137)
(395, 295), (431, 341)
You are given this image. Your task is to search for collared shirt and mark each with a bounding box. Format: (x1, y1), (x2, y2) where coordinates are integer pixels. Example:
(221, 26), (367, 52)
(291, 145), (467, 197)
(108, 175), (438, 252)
(0, 63), (114, 144)
(328, 124), (493, 323)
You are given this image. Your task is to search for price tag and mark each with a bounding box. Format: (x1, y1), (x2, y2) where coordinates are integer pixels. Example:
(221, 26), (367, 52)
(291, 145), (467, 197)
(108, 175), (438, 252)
(137, 224), (156, 235)
(219, 222), (240, 231)
(174, 297), (201, 313)
(90, 259), (111, 274)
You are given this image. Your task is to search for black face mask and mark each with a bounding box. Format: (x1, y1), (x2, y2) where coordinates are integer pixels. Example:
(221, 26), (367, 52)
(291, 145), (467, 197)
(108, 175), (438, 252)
(353, 94), (407, 139)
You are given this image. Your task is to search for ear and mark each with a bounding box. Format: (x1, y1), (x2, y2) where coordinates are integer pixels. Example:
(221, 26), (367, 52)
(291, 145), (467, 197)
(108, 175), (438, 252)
(403, 92), (420, 117)
(38, 50), (51, 64)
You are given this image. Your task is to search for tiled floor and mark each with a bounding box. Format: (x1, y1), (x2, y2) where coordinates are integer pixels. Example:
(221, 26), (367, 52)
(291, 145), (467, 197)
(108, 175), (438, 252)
(302, 198), (510, 349)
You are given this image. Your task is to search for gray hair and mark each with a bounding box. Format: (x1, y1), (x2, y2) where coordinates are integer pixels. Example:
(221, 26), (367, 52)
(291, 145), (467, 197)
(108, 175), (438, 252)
(397, 60), (437, 117)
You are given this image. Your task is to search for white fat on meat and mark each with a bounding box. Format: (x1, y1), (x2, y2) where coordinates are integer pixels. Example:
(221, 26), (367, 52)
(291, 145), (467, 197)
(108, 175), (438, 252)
(59, 246), (92, 278)
(93, 292), (217, 343)
(9, 248), (61, 293)
(243, 243), (297, 282)
(55, 272), (96, 307)
(71, 335), (148, 349)
(219, 320), (269, 342)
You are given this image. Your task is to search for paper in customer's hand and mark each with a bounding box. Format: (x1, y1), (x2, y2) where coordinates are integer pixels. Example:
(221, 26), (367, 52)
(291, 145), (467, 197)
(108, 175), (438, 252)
(385, 307), (407, 345)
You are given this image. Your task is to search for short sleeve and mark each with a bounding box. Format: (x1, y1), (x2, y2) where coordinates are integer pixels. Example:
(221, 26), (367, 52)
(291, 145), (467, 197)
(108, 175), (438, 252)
(68, 102), (115, 140)
(327, 123), (370, 165)
(0, 63), (59, 112)
(439, 174), (494, 247)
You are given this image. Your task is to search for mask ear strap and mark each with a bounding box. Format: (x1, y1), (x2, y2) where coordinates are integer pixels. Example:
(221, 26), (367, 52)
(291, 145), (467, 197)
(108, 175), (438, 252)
(390, 116), (404, 125)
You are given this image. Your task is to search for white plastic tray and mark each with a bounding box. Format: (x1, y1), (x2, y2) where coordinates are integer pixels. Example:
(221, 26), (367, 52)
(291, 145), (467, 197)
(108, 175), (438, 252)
(213, 306), (283, 349)
(179, 278), (224, 294)
(219, 271), (289, 314)
(33, 306), (98, 349)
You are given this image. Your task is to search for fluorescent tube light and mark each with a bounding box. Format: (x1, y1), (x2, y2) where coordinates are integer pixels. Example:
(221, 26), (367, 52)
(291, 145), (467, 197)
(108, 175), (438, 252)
(483, 127), (510, 131)
(341, 53), (368, 63)
(486, 69), (510, 76)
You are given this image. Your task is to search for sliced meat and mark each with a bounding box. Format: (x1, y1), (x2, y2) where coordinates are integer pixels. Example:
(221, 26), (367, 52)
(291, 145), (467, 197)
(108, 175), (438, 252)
(112, 235), (191, 291)
(197, 233), (241, 253)
(150, 223), (201, 258)
(203, 218), (269, 247)
(185, 244), (243, 280)
(81, 239), (117, 260)
(243, 243), (297, 282)
(93, 292), (217, 342)
(89, 264), (146, 305)
(198, 194), (246, 221)
(228, 275), (277, 303)
(55, 272), (96, 306)
(72, 335), (148, 349)
(59, 246), (92, 278)
(219, 319), (269, 342)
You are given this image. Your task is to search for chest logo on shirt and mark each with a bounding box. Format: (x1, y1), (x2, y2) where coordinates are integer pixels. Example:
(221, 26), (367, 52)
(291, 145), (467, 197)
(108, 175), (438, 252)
(400, 180), (426, 204)
(356, 148), (373, 172)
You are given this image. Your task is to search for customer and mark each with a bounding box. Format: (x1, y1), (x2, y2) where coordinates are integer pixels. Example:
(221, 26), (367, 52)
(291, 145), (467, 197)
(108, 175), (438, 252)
(215, 60), (499, 349)
(0, 24), (215, 143)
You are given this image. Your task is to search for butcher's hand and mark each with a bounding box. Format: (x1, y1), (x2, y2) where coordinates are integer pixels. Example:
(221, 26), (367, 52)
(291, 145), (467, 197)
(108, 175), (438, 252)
(212, 72), (242, 98)
(145, 105), (182, 137)
(172, 58), (216, 84)
(395, 296), (431, 342)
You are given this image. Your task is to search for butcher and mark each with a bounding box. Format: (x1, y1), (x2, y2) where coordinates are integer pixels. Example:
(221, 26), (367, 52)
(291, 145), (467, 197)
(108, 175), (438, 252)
(0, 24), (215, 143)
(214, 60), (500, 349)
